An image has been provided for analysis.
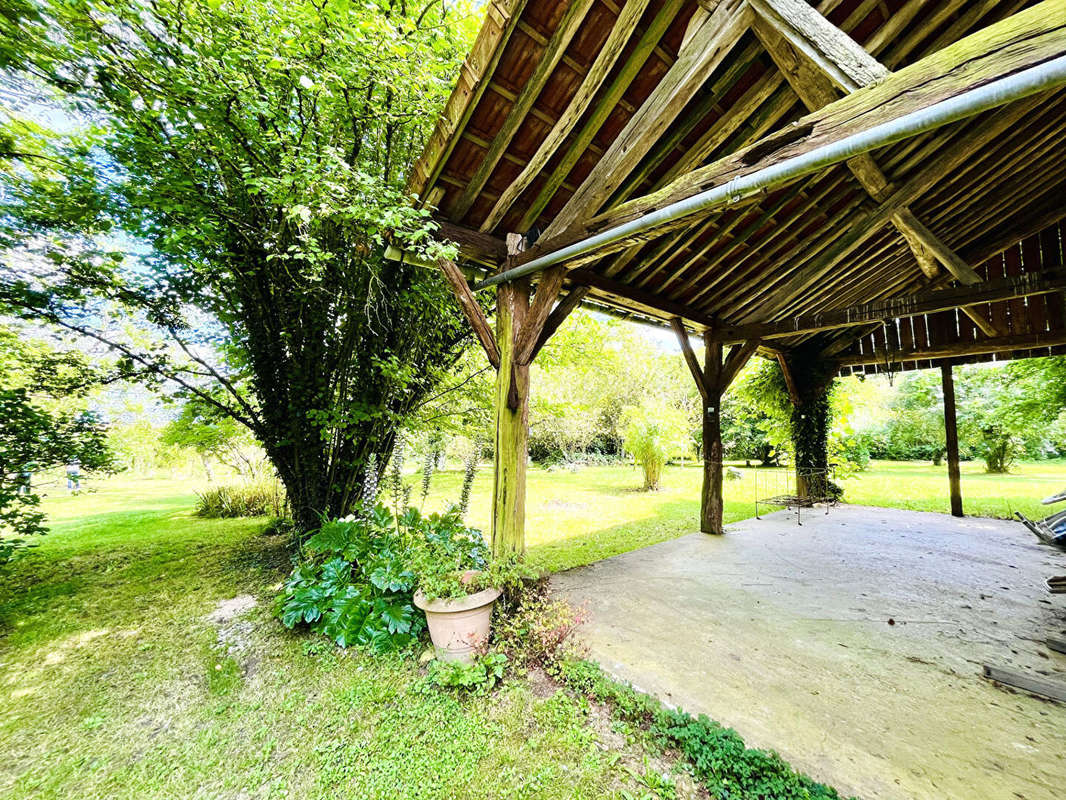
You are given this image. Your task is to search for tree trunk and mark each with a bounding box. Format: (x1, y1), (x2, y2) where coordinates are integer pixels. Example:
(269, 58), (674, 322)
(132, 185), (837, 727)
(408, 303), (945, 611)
(782, 349), (837, 500)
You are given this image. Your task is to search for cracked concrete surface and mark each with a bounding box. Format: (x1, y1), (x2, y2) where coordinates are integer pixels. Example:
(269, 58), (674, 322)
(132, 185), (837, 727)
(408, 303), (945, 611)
(552, 505), (1066, 800)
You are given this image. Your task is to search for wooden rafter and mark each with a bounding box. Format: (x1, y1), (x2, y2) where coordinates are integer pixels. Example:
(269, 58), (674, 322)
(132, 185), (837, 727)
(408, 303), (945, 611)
(542, 0), (753, 238)
(478, 0), (657, 233)
(748, 0), (991, 333)
(407, 0), (528, 201)
(508, 2), (1066, 276)
(451, 0), (596, 220)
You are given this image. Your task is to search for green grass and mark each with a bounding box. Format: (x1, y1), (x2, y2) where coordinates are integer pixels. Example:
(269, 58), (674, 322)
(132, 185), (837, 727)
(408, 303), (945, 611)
(424, 458), (1066, 572)
(0, 478), (650, 800)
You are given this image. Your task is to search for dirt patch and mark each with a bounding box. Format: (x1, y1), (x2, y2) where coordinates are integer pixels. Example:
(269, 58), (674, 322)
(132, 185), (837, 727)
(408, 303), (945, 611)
(206, 595), (260, 676)
(206, 594), (257, 625)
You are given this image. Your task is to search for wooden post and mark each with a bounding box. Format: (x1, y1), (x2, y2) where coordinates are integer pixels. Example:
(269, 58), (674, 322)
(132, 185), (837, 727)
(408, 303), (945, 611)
(672, 320), (758, 535)
(941, 361), (964, 517)
(703, 334), (724, 535)
(491, 274), (530, 558)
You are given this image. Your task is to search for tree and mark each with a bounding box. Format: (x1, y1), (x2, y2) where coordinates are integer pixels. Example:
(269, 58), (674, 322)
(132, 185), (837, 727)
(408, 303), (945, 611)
(622, 403), (688, 491)
(0, 326), (113, 564)
(1, 0), (480, 531)
(162, 396), (263, 480)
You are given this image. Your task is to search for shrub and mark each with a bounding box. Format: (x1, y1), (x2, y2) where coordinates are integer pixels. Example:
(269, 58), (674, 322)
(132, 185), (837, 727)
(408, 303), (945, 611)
(276, 504), (421, 651)
(622, 403), (688, 490)
(276, 503), (507, 651)
(196, 480), (287, 518)
(494, 579), (586, 671)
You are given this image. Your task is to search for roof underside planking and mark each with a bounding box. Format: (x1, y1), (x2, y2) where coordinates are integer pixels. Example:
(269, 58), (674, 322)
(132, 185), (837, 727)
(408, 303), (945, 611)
(407, 0), (1066, 375)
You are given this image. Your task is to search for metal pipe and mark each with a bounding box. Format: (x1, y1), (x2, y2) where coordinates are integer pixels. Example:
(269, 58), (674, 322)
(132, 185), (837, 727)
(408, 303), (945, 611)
(475, 54), (1066, 290)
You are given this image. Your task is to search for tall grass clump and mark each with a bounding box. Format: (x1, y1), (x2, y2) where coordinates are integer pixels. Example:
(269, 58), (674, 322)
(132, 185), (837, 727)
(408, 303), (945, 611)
(196, 479), (287, 518)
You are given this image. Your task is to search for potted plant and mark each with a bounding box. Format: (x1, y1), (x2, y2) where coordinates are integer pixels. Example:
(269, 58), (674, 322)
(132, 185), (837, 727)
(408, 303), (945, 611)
(409, 510), (526, 663)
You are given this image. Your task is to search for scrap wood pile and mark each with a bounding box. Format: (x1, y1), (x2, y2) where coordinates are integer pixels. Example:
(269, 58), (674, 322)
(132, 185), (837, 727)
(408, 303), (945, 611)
(1015, 488), (1066, 548)
(1015, 488), (1066, 596)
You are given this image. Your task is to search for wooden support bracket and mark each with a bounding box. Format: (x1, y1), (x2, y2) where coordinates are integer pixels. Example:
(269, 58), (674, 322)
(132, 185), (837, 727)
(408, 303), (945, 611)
(438, 258), (500, 369)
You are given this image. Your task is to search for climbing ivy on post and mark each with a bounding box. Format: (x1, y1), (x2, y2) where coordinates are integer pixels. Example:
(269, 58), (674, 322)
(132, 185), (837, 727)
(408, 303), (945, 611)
(780, 347), (838, 500)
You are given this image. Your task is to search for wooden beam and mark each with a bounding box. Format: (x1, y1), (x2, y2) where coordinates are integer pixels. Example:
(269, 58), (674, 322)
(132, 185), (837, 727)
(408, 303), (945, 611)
(941, 362), (964, 517)
(514, 266), (565, 365)
(569, 268), (719, 329)
(451, 0), (596, 220)
(719, 339), (761, 390)
(407, 0), (529, 201)
(748, 0), (887, 91)
(713, 268), (1066, 342)
(510, 2), (1066, 271)
(479, 0), (655, 232)
(670, 318), (709, 400)
(542, 0), (752, 238)
(983, 664), (1066, 703)
(837, 330), (1066, 367)
(438, 259), (500, 369)
(436, 220), (507, 266)
(776, 351), (801, 405)
(749, 8), (993, 292)
(889, 211), (983, 285)
(528, 286), (589, 363)
(702, 333), (725, 535)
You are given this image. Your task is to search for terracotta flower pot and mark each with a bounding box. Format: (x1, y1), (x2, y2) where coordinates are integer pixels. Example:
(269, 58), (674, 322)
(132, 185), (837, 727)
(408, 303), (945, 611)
(414, 586), (501, 663)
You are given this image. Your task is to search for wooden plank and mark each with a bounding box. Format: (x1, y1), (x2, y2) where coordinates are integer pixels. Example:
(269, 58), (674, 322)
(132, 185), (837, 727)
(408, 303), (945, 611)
(451, 0), (597, 220)
(748, 0), (888, 91)
(714, 268), (1066, 342)
(671, 318), (709, 400)
(838, 330), (1066, 367)
(542, 0), (753, 237)
(478, 0), (655, 232)
(983, 664), (1066, 703)
(438, 259), (500, 369)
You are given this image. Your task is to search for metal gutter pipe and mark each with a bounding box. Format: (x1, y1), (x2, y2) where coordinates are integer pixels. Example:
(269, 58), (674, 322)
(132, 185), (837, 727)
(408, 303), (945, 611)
(475, 54), (1066, 290)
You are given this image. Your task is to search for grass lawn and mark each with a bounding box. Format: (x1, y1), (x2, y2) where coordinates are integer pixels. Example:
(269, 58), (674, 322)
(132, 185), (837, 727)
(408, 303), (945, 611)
(0, 478), (672, 800)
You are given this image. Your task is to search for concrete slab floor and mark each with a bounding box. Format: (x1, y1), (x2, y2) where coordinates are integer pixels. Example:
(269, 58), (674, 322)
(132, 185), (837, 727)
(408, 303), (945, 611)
(551, 505), (1066, 800)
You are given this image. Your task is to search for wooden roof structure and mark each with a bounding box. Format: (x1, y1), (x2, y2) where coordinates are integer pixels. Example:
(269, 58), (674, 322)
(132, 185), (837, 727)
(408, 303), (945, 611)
(408, 0), (1066, 375)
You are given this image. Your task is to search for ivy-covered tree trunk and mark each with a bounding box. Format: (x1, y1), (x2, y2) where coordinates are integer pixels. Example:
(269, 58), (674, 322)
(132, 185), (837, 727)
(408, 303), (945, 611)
(782, 348), (837, 501)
